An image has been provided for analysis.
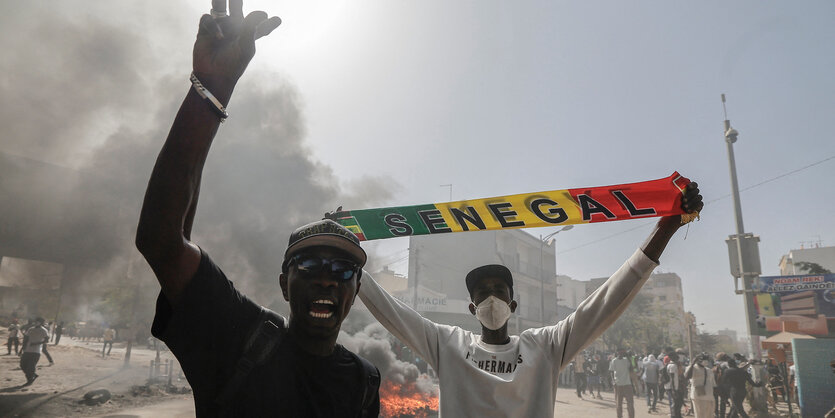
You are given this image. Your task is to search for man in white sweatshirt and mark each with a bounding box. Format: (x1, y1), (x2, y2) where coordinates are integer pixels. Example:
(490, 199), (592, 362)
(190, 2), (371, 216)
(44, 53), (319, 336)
(358, 183), (703, 416)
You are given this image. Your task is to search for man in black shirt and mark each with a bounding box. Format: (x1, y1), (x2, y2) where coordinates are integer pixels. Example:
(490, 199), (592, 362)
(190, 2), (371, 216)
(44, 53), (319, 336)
(136, 1), (379, 416)
(719, 359), (762, 418)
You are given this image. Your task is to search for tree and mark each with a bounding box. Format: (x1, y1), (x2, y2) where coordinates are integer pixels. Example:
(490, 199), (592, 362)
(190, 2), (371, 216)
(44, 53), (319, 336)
(692, 331), (719, 355)
(599, 294), (674, 352)
(794, 261), (832, 275)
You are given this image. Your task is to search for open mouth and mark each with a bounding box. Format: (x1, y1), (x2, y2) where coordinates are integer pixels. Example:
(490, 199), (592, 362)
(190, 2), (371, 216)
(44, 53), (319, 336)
(308, 298), (336, 319)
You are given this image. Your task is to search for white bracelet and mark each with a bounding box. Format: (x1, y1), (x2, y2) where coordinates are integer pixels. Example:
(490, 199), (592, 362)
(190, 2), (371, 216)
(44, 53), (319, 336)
(190, 73), (229, 122)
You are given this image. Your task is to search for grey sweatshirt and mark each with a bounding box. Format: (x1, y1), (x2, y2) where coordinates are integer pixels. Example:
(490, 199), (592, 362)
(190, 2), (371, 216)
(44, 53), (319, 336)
(359, 248), (658, 417)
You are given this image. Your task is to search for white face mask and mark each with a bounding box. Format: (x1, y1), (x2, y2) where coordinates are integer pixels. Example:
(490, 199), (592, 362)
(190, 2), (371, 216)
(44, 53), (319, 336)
(475, 296), (512, 330)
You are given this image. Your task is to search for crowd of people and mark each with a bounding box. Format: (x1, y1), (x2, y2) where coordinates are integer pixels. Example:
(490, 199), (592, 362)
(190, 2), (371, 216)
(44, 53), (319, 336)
(565, 347), (798, 418)
(5, 317), (122, 386)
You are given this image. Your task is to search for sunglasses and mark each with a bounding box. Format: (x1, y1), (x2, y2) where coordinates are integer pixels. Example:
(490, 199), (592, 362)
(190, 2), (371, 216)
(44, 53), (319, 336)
(290, 254), (358, 281)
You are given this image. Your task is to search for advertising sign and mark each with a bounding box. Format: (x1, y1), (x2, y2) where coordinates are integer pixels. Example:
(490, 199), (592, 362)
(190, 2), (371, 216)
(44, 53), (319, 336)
(751, 274), (835, 337)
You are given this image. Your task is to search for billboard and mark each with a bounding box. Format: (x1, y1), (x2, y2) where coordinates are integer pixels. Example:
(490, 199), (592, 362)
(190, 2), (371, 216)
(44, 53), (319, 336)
(751, 274), (835, 337)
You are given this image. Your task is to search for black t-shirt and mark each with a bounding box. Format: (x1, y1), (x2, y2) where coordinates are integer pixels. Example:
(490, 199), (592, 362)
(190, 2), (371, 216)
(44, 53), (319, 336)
(585, 360), (599, 376)
(152, 249), (380, 417)
(720, 367), (759, 397)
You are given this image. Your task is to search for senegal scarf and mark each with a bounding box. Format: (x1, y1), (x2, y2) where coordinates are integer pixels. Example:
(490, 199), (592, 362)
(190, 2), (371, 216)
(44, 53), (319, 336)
(333, 172), (695, 241)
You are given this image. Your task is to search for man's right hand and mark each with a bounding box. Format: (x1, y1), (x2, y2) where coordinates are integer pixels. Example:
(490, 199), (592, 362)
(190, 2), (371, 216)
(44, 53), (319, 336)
(193, 0), (281, 93)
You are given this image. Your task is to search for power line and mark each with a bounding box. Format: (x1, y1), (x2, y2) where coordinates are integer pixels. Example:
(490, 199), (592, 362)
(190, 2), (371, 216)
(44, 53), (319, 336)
(704, 154), (835, 204)
(557, 154), (835, 255)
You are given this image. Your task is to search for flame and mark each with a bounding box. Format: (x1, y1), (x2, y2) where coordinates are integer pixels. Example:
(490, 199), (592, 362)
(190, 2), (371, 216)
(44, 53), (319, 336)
(379, 380), (439, 418)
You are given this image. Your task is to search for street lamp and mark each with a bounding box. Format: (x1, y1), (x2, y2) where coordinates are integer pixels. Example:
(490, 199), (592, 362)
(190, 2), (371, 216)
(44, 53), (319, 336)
(721, 94), (762, 359)
(539, 225), (574, 326)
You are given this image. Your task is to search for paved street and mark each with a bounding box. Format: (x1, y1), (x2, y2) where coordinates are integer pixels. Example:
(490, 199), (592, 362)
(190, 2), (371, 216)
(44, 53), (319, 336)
(555, 388), (670, 418)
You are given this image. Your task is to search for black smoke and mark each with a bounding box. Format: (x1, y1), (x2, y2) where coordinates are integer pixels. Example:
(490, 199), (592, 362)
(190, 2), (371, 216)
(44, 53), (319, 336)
(0, 2), (392, 318)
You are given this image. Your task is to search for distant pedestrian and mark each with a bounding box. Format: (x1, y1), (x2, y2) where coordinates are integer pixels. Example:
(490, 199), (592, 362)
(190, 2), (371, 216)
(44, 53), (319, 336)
(714, 352), (731, 418)
(720, 359), (762, 418)
(611, 348), (635, 418)
(6, 321), (20, 355)
(20, 317), (49, 385)
(643, 354), (661, 412)
(747, 359), (768, 414)
(586, 354), (602, 399)
(53, 321), (64, 345)
(685, 353), (715, 418)
(599, 352), (611, 391)
(574, 354), (587, 399)
(629, 350), (643, 396)
(102, 328), (116, 357)
(666, 353), (685, 418)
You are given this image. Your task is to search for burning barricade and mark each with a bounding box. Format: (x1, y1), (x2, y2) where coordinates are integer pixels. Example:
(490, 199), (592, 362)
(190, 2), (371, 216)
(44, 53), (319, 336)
(339, 323), (439, 418)
(380, 379), (439, 418)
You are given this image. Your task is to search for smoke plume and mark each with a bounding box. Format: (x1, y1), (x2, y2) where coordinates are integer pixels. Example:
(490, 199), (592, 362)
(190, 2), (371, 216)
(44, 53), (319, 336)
(339, 323), (436, 395)
(0, 2), (393, 319)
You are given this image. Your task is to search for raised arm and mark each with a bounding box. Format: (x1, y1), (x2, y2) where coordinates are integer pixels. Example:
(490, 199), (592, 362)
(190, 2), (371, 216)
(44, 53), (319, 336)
(553, 182), (703, 365)
(640, 182), (703, 262)
(135, 0), (280, 303)
(358, 271), (448, 370)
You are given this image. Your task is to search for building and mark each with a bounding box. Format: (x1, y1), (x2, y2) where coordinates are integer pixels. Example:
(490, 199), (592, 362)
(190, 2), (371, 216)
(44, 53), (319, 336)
(405, 229), (559, 333)
(717, 328), (738, 342)
(585, 271), (688, 343)
(778, 245), (835, 275)
(370, 266), (408, 294)
(555, 274), (587, 310)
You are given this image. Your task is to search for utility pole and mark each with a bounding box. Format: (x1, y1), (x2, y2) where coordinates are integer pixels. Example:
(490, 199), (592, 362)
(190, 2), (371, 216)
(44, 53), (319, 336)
(721, 94), (762, 359)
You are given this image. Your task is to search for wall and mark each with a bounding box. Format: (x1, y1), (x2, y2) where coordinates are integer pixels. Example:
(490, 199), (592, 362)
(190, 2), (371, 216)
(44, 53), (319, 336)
(791, 338), (835, 417)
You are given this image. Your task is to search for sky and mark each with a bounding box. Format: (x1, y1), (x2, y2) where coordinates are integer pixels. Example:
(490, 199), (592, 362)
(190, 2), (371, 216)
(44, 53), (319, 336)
(2, 1), (834, 336)
(253, 1), (835, 335)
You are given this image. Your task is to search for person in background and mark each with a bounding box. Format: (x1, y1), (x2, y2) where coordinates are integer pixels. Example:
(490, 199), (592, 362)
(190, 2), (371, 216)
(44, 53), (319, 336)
(575, 353), (588, 399)
(643, 353), (661, 413)
(102, 327), (116, 357)
(53, 321), (64, 345)
(765, 358), (785, 404)
(611, 348), (636, 418)
(586, 353), (602, 399)
(20, 317), (49, 385)
(6, 320), (20, 355)
(714, 352), (731, 418)
(746, 358), (768, 414)
(599, 352), (611, 391)
(629, 350), (643, 396)
(720, 358), (763, 418)
(666, 353), (685, 418)
(685, 353), (715, 418)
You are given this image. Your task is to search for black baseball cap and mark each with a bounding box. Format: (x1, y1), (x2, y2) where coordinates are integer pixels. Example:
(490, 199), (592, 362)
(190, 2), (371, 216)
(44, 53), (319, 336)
(465, 264), (514, 297)
(282, 219), (367, 271)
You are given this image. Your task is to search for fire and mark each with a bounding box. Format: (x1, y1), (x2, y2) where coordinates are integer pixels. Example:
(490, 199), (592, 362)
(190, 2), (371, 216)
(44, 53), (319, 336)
(379, 380), (439, 418)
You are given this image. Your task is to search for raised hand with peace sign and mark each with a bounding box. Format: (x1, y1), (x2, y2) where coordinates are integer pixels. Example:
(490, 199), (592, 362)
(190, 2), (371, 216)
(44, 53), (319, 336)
(137, 0), (281, 303)
(193, 0), (281, 100)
